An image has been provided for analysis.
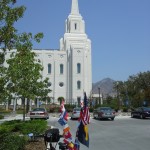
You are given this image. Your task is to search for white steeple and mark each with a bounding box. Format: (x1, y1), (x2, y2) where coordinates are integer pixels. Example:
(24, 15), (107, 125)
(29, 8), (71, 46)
(71, 0), (79, 15)
(64, 0), (85, 34)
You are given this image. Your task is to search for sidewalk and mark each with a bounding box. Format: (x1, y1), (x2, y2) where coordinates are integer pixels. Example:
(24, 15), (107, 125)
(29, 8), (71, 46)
(1, 111), (131, 121)
(0, 114), (30, 122)
(0, 112), (131, 124)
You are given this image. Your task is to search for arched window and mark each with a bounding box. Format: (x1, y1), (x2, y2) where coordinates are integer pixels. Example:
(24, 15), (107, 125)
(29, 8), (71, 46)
(77, 81), (81, 90)
(60, 64), (64, 74)
(48, 64), (51, 74)
(77, 63), (81, 74)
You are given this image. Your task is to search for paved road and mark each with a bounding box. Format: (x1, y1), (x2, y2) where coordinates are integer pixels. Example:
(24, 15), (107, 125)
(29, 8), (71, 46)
(48, 116), (150, 150)
(1, 115), (150, 150)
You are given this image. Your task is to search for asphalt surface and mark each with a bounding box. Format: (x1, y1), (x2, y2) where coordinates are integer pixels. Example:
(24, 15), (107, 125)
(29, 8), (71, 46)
(47, 115), (150, 150)
(1, 114), (150, 150)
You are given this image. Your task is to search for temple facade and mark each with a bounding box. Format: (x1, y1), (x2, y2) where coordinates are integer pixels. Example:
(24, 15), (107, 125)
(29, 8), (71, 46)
(5, 0), (92, 105)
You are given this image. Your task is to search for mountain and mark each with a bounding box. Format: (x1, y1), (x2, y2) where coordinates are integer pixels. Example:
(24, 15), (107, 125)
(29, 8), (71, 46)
(92, 78), (116, 98)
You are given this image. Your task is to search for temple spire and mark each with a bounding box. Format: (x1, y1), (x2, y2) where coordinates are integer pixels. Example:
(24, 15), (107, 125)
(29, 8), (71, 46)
(71, 0), (79, 15)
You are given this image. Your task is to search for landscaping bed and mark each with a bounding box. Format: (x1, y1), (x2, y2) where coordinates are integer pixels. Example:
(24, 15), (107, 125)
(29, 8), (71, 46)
(25, 139), (46, 150)
(0, 119), (49, 150)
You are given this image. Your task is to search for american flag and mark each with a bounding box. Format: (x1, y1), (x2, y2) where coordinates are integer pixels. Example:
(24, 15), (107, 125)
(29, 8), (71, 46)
(75, 92), (90, 148)
(80, 92), (90, 125)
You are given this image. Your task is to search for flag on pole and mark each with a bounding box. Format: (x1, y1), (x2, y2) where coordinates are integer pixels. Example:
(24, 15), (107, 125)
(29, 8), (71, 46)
(80, 92), (90, 125)
(77, 121), (89, 147)
(58, 100), (68, 126)
(75, 92), (90, 148)
(74, 138), (80, 150)
(58, 99), (75, 150)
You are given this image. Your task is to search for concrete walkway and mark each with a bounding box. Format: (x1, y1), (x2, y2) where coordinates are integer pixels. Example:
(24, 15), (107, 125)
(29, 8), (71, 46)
(0, 112), (131, 122)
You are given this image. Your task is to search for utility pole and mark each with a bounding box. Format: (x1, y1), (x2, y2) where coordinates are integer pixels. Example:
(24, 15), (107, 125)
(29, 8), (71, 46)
(98, 87), (101, 105)
(116, 82), (119, 111)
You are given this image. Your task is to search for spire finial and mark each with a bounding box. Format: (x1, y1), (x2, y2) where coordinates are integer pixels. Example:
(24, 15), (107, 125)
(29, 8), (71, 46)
(71, 0), (79, 15)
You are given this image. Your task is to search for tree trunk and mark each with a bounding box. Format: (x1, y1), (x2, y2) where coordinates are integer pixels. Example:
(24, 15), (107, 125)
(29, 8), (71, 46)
(5, 101), (9, 111)
(37, 98), (39, 108)
(26, 98), (29, 116)
(22, 97), (25, 121)
(29, 99), (32, 111)
(13, 98), (16, 112)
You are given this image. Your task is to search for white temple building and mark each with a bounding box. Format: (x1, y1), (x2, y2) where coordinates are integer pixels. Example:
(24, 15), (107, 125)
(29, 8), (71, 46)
(4, 0), (92, 106)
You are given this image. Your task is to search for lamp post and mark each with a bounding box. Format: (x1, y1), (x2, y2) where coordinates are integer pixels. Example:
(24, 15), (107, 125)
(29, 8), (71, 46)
(98, 87), (101, 105)
(116, 82), (119, 111)
(125, 85), (129, 107)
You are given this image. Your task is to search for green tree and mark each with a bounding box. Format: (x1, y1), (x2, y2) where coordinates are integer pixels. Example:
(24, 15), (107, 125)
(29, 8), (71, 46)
(0, 0), (51, 120)
(6, 33), (50, 121)
(0, 0), (25, 50)
(0, 0), (25, 103)
(105, 95), (113, 105)
(113, 71), (150, 108)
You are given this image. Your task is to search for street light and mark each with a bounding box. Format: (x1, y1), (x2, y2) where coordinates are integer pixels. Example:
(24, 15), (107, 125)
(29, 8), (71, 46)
(125, 85), (129, 107)
(116, 82), (119, 111)
(98, 87), (101, 105)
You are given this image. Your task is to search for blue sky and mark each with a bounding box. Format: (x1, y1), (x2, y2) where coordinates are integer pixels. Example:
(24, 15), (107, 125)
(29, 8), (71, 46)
(15, 0), (150, 83)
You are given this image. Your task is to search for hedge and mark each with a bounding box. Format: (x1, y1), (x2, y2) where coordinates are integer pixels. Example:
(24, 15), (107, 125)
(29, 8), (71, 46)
(0, 119), (48, 150)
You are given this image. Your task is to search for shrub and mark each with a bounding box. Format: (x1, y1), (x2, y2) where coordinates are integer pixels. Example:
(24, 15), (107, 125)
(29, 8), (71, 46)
(20, 120), (47, 135)
(122, 106), (129, 112)
(49, 107), (54, 113)
(0, 120), (23, 134)
(16, 109), (24, 114)
(0, 120), (47, 135)
(0, 115), (4, 119)
(0, 124), (15, 135)
(0, 109), (11, 112)
(1, 119), (22, 126)
(89, 107), (93, 112)
(0, 133), (27, 150)
(65, 104), (76, 112)
(49, 104), (60, 113)
(0, 120), (48, 150)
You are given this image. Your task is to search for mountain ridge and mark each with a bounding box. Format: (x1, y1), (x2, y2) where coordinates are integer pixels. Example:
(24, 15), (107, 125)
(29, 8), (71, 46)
(92, 78), (116, 98)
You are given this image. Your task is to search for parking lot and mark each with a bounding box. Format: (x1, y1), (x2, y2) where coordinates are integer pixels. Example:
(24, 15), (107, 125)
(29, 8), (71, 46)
(48, 115), (150, 150)
(1, 114), (150, 150)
